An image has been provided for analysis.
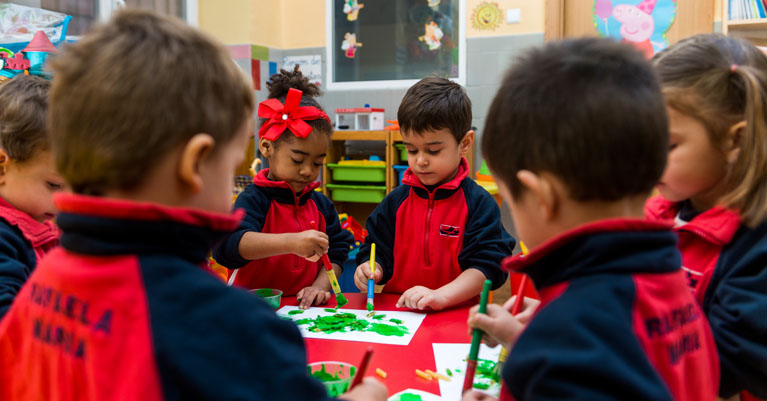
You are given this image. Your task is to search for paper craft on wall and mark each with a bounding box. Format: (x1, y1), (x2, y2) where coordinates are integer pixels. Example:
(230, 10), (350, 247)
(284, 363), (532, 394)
(282, 55), (322, 86)
(471, 2), (503, 31)
(277, 306), (427, 345)
(419, 20), (444, 51)
(342, 32), (363, 59)
(432, 343), (503, 398)
(343, 0), (365, 21)
(593, 0), (677, 58)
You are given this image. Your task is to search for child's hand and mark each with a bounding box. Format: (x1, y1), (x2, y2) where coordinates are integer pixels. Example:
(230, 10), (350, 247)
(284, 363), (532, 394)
(396, 286), (448, 310)
(462, 390), (498, 401)
(353, 262), (383, 291)
(503, 295), (540, 325)
(296, 286), (331, 309)
(338, 377), (388, 401)
(466, 303), (525, 350)
(291, 230), (329, 260)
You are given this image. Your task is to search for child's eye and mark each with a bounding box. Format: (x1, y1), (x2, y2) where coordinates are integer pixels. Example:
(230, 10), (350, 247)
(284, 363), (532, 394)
(669, 144), (678, 151)
(313, 162), (323, 167)
(46, 182), (62, 190)
(407, 149), (417, 155)
(427, 149), (441, 155)
(291, 158), (303, 165)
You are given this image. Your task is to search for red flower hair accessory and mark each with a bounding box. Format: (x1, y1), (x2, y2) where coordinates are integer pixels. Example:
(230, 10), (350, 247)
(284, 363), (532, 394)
(257, 88), (330, 140)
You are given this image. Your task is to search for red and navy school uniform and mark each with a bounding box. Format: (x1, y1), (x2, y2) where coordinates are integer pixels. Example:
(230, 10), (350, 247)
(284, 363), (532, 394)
(356, 158), (512, 293)
(0, 194), (333, 401)
(213, 169), (352, 294)
(500, 219), (719, 401)
(646, 195), (767, 400)
(0, 196), (59, 319)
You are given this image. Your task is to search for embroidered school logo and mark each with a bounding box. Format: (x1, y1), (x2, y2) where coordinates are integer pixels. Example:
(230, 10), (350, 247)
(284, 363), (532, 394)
(439, 224), (461, 237)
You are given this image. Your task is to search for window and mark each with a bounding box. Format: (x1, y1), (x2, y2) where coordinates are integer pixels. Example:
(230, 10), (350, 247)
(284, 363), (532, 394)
(326, 0), (466, 89)
(14, 0), (197, 36)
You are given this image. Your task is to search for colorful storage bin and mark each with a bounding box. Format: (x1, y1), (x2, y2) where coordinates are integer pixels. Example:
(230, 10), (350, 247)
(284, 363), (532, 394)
(393, 164), (408, 186)
(394, 143), (408, 161)
(325, 184), (387, 203)
(327, 163), (386, 183)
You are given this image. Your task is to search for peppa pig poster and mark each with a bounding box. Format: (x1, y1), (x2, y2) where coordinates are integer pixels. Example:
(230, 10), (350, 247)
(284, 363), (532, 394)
(593, 0), (677, 58)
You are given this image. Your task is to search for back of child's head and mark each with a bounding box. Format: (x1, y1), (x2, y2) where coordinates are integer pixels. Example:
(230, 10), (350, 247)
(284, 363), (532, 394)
(653, 34), (767, 226)
(397, 76), (472, 144)
(49, 9), (254, 195)
(259, 65), (331, 144)
(0, 75), (50, 163)
(483, 37), (667, 202)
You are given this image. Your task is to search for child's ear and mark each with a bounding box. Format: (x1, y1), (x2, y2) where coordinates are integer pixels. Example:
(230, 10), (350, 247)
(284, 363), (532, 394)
(516, 170), (559, 222)
(725, 120), (746, 164)
(178, 133), (215, 194)
(0, 149), (10, 184)
(259, 138), (275, 157)
(458, 130), (474, 156)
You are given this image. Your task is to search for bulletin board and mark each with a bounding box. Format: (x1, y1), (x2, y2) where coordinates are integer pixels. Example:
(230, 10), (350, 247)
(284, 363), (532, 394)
(326, 0), (467, 89)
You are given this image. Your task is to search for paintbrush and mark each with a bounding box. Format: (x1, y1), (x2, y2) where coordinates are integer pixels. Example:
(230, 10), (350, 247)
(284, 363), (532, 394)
(311, 221), (348, 308)
(494, 242), (531, 376)
(462, 279), (493, 393)
(366, 243), (376, 315)
(349, 346), (374, 389)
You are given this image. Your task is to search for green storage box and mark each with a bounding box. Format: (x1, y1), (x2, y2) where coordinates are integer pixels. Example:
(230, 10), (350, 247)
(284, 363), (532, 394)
(327, 163), (386, 183)
(326, 184), (387, 203)
(394, 143), (408, 161)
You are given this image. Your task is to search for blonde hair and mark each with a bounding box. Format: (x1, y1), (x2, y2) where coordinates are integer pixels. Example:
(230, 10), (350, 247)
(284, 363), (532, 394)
(49, 9), (254, 195)
(653, 34), (767, 226)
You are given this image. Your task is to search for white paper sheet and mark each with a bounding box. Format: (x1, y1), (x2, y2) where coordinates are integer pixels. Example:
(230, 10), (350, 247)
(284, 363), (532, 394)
(388, 388), (443, 401)
(277, 306), (427, 346)
(432, 343), (503, 399)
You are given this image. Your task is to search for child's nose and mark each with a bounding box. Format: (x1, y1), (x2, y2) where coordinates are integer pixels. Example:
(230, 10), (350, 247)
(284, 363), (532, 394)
(416, 154), (429, 166)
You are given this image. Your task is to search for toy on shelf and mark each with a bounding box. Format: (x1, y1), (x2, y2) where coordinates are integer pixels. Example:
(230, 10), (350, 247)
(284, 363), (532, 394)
(339, 213), (367, 246)
(335, 106), (385, 130)
(328, 156), (386, 183)
(0, 30), (57, 83)
(474, 160), (501, 207)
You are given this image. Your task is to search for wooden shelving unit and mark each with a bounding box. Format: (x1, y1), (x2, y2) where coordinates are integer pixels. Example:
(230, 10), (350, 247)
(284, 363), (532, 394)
(323, 130), (474, 224)
(723, 2), (767, 46)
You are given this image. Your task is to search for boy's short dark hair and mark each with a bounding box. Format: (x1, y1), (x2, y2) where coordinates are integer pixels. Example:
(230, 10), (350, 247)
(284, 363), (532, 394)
(0, 76), (50, 163)
(483, 38), (668, 201)
(49, 10), (254, 195)
(397, 76), (472, 143)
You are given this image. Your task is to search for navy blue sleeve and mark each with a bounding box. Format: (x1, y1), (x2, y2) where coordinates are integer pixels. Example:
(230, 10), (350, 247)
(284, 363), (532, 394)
(212, 184), (271, 269)
(0, 221), (36, 320)
(458, 181), (513, 290)
(141, 255), (334, 401)
(506, 277), (674, 401)
(356, 185), (410, 285)
(313, 192), (353, 268)
(703, 223), (767, 398)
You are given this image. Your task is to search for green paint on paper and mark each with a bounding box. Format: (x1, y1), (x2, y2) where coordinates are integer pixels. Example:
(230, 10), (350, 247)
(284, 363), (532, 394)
(389, 318), (402, 324)
(292, 311), (409, 337)
(476, 358), (501, 383)
(310, 364), (340, 382)
(288, 310), (304, 315)
(324, 308), (338, 313)
(446, 368), (453, 377)
(399, 393), (423, 401)
(371, 314), (386, 320)
(473, 382), (490, 390)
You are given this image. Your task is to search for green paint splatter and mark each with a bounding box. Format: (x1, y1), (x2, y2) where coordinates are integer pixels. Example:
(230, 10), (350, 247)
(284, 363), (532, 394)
(310, 364), (340, 381)
(324, 308), (338, 313)
(476, 358), (501, 383)
(371, 314), (386, 320)
(473, 382), (490, 390)
(446, 368), (452, 377)
(389, 318), (402, 324)
(288, 310), (304, 315)
(399, 393), (423, 401)
(293, 312), (410, 337)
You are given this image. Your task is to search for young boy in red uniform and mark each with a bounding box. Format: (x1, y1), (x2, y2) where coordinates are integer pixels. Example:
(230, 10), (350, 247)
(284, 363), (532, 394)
(0, 10), (385, 401)
(354, 77), (513, 310)
(0, 76), (65, 319)
(465, 38), (719, 401)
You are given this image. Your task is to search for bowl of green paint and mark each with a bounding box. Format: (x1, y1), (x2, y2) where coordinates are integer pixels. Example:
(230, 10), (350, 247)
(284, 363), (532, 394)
(250, 288), (283, 309)
(308, 361), (357, 397)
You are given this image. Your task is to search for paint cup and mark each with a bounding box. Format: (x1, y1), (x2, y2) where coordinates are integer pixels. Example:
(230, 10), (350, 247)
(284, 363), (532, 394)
(250, 288), (283, 309)
(307, 361), (357, 397)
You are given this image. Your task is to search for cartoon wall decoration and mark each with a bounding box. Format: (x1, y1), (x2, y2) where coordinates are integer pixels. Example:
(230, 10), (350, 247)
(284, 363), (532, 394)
(592, 0), (677, 58)
(419, 20), (444, 51)
(343, 0), (364, 21)
(342, 32), (363, 58)
(471, 1), (502, 31)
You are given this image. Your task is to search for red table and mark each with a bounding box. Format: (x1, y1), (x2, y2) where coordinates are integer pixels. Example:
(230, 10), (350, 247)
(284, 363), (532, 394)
(283, 293), (473, 396)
